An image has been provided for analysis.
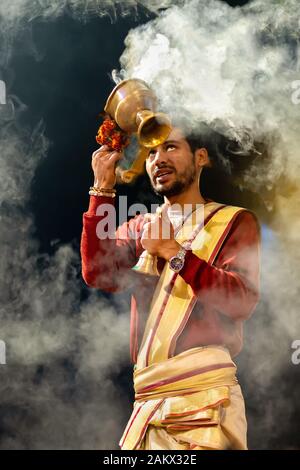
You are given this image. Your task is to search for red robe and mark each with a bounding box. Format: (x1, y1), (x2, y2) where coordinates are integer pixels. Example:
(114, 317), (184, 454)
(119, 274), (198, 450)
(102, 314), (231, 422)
(81, 195), (260, 360)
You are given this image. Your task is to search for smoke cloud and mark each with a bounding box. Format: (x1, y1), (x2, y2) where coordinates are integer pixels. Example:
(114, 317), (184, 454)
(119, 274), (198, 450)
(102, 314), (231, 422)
(0, 0), (299, 450)
(0, 0), (144, 450)
(120, 0), (300, 196)
(119, 0), (300, 448)
(0, 115), (132, 448)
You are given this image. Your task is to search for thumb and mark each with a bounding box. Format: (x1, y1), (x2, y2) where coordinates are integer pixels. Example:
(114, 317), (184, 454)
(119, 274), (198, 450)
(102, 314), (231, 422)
(157, 201), (171, 222)
(143, 213), (154, 223)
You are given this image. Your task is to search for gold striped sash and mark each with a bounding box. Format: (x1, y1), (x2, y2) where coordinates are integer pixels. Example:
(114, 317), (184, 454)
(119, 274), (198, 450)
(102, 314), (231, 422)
(136, 203), (245, 369)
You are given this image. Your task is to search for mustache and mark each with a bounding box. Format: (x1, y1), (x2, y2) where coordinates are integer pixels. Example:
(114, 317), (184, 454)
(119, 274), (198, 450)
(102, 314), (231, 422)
(153, 166), (175, 178)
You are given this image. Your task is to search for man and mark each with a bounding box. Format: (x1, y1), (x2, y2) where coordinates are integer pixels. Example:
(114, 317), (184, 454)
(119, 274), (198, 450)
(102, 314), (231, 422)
(80, 127), (260, 450)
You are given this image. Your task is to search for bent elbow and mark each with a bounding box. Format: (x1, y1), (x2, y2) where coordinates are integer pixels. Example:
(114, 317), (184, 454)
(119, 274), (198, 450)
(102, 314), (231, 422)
(81, 268), (98, 288)
(81, 268), (119, 293)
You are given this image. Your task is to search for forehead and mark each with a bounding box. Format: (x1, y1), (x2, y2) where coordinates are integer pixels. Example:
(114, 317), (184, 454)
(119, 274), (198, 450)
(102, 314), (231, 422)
(165, 127), (186, 142)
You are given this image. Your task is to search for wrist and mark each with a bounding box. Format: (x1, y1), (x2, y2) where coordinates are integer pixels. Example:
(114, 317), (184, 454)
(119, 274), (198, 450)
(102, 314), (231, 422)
(87, 193), (115, 215)
(94, 183), (115, 190)
(168, 244), (188, 273)
(94, 179), (116, 190)
(159, 241), (181, 261)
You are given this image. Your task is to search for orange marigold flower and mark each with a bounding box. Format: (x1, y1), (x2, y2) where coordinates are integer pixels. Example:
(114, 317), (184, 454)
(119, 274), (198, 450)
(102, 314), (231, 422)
(102, 120), (116, 131)
(96, 118), (129, 151)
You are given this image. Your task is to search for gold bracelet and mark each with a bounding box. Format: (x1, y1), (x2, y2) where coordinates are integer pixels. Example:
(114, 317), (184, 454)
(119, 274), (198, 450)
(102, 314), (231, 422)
(89, 189), (116, 198)
(89, 186), (116, 194)
(89, 186), (116, 197)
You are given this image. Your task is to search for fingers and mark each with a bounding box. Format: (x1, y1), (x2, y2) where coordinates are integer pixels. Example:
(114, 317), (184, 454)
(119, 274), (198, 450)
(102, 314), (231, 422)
(92, 145), (122, 160)
(144, 204), (169, 226)
(143, 213), (154, 222)
(155, 202), (171, 224)
(92, 145), (109, 159)
(92, 147), (123, 175)
(161, 202), (171, 214)
(91, 144), (124, 188)
(142, 210), (165, 240)
(144, 202), (171, 234)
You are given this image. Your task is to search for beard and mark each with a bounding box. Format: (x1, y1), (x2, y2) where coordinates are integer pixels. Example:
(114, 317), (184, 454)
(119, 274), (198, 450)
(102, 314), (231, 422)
(151, 164), (197, 198)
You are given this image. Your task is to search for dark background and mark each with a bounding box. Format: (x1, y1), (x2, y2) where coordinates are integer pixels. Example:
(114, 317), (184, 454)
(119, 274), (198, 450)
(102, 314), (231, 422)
(1, 0), (299, 450)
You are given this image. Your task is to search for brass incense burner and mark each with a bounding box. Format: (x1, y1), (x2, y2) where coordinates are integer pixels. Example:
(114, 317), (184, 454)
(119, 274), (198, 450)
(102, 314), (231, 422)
(104, 78), (171, 183)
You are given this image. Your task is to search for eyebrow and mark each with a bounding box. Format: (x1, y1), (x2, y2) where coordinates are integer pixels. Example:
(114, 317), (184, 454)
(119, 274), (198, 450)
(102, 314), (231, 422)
(148, 140), (180, 152)
(163, 139), (180, 145)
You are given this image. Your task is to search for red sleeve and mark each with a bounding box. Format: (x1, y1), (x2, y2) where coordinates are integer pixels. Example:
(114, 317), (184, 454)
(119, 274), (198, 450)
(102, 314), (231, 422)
(179, 210), (261, 321)
(80, 195), (143, 293)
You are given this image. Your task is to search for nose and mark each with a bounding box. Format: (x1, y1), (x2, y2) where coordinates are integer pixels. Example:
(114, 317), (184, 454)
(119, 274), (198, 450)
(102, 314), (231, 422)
(151, 146), (167, 166)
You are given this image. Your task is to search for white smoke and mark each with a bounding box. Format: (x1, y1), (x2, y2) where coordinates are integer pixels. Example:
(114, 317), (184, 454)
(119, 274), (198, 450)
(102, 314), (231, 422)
(0, 0), (299, 450)
(119, 0), (300, 448)
(0, 115), (131, 449)
(0, 0), (141, 450)
(120, 0), (300, 199)
(0, 0), (175, 25)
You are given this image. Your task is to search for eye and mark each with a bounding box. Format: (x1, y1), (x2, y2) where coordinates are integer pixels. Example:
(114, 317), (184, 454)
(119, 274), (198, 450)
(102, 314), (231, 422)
(147, 149), (156, 158)
(166, 144), (176, 151)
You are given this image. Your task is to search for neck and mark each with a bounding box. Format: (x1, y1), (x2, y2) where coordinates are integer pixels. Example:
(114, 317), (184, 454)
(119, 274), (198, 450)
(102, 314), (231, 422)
(164, 182), (207, 210)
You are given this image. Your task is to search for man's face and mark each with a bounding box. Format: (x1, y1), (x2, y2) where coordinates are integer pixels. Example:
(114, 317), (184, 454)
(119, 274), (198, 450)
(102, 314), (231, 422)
(145, 128), (197, 197)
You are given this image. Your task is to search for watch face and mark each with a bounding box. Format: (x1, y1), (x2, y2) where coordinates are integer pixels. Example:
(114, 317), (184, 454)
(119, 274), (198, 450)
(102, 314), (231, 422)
(169, 256), (184, 272)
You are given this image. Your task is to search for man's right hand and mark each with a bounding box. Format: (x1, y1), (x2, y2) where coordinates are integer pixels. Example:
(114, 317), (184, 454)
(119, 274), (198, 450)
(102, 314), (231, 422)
(91, 145), (123, 189)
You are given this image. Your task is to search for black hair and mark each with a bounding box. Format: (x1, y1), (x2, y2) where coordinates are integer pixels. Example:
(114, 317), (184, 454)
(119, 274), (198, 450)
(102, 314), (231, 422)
(185, 123), (248, 174)
(183, 122), (264, 208)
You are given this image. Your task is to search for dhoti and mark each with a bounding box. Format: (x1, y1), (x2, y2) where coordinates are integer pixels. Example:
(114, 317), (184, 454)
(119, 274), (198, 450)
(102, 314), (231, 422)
(119, 346), (247, 450)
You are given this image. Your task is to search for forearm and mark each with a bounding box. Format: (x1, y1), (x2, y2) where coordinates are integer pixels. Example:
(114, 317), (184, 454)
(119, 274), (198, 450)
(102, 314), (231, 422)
(81, 196), (137, 292)
(179, 211), (261, 321)
(179, 250), (259, 320)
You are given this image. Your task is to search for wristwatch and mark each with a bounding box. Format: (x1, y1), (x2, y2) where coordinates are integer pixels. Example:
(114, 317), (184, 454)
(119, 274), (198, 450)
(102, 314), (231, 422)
(169, 246), (187, 273)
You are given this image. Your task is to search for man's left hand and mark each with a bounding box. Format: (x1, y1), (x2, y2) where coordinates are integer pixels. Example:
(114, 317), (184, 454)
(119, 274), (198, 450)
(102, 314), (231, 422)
(141, 204), (181, 261)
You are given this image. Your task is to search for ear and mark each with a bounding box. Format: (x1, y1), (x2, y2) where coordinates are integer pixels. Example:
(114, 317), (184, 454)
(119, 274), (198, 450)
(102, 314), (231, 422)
(194, 148), (212, 168)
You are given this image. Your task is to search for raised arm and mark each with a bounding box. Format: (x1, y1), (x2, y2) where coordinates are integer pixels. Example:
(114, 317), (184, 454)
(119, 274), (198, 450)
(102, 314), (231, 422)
(80, 145), (143, 293)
